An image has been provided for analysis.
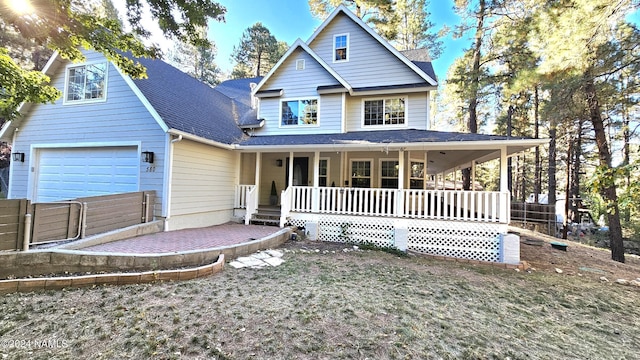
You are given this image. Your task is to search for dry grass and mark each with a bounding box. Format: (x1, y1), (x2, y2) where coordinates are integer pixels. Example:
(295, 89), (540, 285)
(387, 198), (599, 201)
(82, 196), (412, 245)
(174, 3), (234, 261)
(1, 239), (640, 360)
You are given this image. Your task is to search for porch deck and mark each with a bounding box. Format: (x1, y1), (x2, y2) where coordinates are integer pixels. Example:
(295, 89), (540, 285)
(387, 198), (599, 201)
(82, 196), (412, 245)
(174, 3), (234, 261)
(236, 185), (517, 264)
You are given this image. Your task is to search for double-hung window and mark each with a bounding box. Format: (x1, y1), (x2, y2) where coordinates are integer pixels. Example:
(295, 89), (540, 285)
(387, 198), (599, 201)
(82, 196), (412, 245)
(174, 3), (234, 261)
(410, 161), (425, 189)
(351, 160), (371, 188)
(363, 98), (405, 126)
(281, 99), (318, 126)
(334, 34), (348, 62)
(65, 62), (108, 103)
(380, 160), (399, 189)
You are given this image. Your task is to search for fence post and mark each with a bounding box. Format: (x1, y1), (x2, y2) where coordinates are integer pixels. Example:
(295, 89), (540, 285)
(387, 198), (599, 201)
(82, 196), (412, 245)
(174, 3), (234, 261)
(144, 193), (151, 223)
(80, 202), (88, 239)
(22, 214), (32, 251)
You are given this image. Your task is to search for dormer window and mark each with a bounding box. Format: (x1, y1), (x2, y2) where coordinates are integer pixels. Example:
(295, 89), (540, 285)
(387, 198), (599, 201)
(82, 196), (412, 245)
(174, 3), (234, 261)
(64, 62), (108, 104)
(334, 34), (349, 62)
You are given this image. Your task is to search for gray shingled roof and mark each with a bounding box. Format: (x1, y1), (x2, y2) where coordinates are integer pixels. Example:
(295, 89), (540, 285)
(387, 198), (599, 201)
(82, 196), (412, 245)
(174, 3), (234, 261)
(239, 128), (522, 147)
(131, 58), (251, 145)
(215, 77), (263, 107)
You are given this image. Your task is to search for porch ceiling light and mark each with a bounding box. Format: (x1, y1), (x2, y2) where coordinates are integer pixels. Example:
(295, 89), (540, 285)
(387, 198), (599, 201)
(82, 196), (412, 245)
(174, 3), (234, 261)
(12, 152), (25, 162)
(142, 151), (154, 164)
(439, 151), (446, 155)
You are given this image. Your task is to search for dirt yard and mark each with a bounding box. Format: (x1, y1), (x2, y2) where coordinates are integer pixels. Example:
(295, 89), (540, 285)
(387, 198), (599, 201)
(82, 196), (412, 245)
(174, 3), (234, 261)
(1, 230), (639, 359)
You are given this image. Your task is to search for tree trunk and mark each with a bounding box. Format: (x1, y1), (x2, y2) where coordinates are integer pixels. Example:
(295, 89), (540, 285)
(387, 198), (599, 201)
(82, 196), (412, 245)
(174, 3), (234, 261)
(534, 86), (541, 203)
(462, 0), (485, 191)
(548, 120), (557, 207)
(584, 72), (625, 263)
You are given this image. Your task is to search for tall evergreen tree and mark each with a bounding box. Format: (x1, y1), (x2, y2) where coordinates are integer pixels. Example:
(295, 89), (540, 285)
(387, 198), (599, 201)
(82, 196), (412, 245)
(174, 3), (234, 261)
(231, 23), (285, 78)
(529, 0), (638, 262)
(169, 27), (221, 86)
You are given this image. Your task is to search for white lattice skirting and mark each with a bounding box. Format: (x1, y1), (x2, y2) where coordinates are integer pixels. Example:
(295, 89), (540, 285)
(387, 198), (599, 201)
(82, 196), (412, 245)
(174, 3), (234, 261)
(407, 219), (503, 262)
(289, 213), (506, 263)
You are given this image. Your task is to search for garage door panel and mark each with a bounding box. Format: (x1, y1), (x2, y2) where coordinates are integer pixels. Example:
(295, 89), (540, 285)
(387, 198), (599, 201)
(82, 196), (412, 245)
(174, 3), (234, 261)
(36, 147), (140, 202)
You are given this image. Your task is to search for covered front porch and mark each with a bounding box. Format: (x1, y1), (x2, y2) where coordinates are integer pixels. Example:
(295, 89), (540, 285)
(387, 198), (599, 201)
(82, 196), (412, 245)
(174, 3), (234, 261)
(233, 130), (546, 263)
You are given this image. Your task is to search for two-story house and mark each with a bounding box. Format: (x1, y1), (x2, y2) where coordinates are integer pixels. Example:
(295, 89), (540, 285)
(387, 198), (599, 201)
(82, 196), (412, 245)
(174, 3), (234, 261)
(1, 5), (545, 264)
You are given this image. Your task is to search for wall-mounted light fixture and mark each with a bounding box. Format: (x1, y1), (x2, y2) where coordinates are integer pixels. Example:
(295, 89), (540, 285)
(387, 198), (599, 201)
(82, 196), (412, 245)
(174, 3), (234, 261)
(276, 159), (283, 167)
(142, 151), (154, 164)
(12, 152), (24, 162)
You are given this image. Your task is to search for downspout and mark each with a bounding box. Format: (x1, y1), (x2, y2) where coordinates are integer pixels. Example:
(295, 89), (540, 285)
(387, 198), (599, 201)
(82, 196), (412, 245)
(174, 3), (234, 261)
(8, 128), (19, 199)
(164, 134), (183, 231)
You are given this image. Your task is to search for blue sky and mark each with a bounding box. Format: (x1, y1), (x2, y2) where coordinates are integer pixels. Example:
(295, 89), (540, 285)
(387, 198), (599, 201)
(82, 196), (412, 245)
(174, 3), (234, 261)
(207, 0), (465, 81)
(118, 0), (638, 82)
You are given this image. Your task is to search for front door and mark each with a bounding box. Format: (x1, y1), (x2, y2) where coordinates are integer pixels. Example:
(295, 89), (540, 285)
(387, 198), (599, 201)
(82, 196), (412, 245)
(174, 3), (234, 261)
(285, 157), (309, 187)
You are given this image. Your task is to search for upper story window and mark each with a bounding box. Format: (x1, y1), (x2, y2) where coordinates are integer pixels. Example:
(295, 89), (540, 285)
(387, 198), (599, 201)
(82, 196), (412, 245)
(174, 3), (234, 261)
(334, 34), (349, 62)
(363, 98), (406, 126)
(65, 62), (108, 104)
(281, 99), (318, 126)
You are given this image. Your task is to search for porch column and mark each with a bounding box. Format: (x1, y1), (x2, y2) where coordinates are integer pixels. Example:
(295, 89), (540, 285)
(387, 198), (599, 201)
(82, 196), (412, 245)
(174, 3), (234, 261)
(499, 146), (509, 222)
(255, 152), (261, 201)
(397, 149), (405, 217)
(499, 147), (508, 193)
(424, 152), (428, 190)
(471, 160), (476, 191)
(340, 151), (346, 187)
(312, 151), (320, 212)
(288, 151), (294, 187)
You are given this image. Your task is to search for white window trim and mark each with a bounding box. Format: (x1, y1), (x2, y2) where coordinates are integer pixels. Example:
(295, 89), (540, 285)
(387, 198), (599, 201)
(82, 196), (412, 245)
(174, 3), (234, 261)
(319, 157), (330, 186)
(350, 158), (373, 188)
(333, 33), (350, 63)
(379, 158), (399, 188)
(63, 61), (109, 105)
(360, 96), (408, 129)
(296, 59), (305, 70)
(278, 97), (320, 128)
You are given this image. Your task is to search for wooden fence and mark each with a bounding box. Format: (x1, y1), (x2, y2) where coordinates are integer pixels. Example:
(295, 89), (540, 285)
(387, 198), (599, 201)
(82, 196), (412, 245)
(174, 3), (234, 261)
(0, 191), (155, 251)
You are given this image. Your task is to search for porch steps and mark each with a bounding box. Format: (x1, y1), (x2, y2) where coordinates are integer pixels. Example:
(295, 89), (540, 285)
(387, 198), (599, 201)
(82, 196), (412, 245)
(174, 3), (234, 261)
(250, 206), (281, 226)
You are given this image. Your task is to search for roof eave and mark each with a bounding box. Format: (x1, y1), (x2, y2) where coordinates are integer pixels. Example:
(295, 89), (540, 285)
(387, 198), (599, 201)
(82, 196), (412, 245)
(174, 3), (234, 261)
(168, 129), (237, 150)
(236, 138), (549, 152)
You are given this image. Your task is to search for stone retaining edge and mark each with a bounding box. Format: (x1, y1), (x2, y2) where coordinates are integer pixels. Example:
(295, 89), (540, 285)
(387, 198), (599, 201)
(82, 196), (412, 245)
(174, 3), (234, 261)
(0, 255), (225, 295)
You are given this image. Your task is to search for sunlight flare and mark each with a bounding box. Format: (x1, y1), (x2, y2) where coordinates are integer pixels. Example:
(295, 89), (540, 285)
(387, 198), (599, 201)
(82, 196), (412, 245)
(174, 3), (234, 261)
(6, 0), (35, 15)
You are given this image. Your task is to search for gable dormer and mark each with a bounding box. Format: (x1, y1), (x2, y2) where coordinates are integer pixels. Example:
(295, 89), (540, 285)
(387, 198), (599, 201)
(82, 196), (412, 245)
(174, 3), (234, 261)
(306, 7), (437, 90)
(253, 40), (350, 135)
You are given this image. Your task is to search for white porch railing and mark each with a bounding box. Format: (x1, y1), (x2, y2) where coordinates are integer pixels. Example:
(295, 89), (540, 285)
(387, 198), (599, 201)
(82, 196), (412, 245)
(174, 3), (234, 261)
(401, 189), (509, 223)
(235, 184), (255, 209)
(244, 185), (258, 225)
(286, 186), (510, 223)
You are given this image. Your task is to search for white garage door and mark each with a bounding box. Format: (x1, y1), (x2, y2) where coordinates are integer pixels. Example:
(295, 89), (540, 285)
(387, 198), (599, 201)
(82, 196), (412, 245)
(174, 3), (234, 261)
(35, 147), (139, 202)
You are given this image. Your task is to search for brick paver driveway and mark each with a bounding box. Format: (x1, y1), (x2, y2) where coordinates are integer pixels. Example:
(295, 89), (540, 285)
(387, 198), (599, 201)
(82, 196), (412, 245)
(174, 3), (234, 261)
(81, 223), (282, 254)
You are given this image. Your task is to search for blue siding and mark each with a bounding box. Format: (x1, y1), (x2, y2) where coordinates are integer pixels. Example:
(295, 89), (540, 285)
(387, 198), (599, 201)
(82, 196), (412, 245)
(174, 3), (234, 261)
(9, 50), (167, 215)
(258, 48), (343, 135)
(308, 13), (425, 88)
